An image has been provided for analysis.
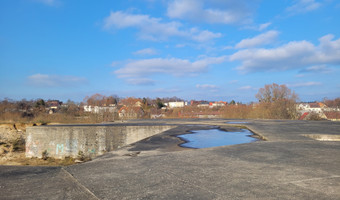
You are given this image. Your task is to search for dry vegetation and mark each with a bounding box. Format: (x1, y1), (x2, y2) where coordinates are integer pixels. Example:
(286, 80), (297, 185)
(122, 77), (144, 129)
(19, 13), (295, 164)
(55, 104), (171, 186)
(0, 98), (116, 124)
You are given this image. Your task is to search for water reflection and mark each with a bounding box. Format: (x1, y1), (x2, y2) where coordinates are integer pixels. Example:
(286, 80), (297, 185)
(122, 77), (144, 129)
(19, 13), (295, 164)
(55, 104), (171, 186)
(178, 129), (258, 149)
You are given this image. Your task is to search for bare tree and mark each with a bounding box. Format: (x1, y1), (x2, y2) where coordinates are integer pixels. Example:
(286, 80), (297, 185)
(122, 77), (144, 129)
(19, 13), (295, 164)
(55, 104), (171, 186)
(120, 97), (142, 107)
(255, 83), (298, 119)
(256, 83), (297, 103)
(324, 97), (340, 108)
(83, 94), (119, 106)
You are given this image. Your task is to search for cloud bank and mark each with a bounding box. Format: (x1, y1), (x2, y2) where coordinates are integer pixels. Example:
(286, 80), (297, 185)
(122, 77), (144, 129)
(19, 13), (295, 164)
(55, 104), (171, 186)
(286, 0), (321, 14)
(167, 0), (257, 24)
(114, 56), (226, 84)
(103, 11), (221, 42)
(230, 34), (340, 73)
(196, 84), (218, 90)
(133, 48), (158, 56)
(28, 74), (87, 87)
(287, 82), (322, 87)
(235, 30), (279, 49)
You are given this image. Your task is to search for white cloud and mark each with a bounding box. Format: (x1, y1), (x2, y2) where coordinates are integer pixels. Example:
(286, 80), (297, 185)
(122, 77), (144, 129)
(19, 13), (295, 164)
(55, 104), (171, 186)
(167, 0), (256, 24)
(153, 88), (181, 93)
(230, 34), (340, 73)
(243, 22), (272, 31)
(114, 56), (226, 83)
(222, 45), (233, 50)
(299, 65), (333, 74)
(196, 84), (218, 90)
(133, 48), (158, 56)
(258, 22), (272, 31)
(28, 74), (87, 87)
(103, 11), (221, 42)
(287, 82), (322, 87)
(239, 85), (254, 90)
(314, 34), (340, 63)
(191, 30), (222, 42)
(235, 30), (279, 49)
(126, 78), (155, 85)
(286, 0), (321, 14)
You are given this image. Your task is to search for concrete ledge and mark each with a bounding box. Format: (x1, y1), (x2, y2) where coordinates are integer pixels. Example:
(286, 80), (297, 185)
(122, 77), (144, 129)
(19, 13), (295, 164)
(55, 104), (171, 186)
(25, 125), (176, 158)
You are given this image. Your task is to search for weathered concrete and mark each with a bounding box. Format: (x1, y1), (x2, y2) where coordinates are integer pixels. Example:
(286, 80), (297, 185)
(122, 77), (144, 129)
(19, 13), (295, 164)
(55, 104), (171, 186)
(0, 166), (98, 200)
(2, 119), (340, 199)
(26, 124), (176, 158)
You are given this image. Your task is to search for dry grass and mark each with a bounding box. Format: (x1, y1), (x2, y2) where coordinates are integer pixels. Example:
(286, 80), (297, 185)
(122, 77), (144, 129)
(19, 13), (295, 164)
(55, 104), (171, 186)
(0, 151), (76, 166)
(0, 112), (116, 125)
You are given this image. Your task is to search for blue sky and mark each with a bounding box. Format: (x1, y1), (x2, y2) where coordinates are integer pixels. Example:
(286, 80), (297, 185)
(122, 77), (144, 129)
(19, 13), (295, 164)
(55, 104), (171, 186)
(1, 0), (339, 102)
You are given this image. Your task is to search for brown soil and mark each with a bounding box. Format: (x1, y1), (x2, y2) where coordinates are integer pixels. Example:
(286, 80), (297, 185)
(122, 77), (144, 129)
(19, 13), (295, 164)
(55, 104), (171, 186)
(0, 151), (76, 166)
(0, 151), (77, 166)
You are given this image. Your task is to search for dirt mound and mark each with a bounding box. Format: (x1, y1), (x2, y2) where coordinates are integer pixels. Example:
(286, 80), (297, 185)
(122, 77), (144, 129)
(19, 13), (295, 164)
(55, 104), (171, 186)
(0, 123), (29, 160)
(0, 124), (26, 142)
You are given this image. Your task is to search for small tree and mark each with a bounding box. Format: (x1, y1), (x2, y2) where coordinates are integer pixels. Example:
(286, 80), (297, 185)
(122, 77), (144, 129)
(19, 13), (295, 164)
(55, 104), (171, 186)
(156, 98), (164, 109)
(255, 83), (298, 119)
(33, 99), (46, 116)
(34, 99), (46, 108)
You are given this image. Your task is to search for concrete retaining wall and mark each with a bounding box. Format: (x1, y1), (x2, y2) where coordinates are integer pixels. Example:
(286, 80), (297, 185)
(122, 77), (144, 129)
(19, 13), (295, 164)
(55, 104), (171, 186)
(25, 125), (176, 159)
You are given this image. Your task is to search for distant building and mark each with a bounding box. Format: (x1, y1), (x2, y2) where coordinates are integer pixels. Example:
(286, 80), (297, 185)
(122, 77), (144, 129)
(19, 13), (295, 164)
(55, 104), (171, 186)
(297, 102), (325, 114)
(191, 101), (227, 108)
(46, 100), (62, 109)
(197, 101), (210, 107)
(324, 111), (340, 121)
(167, 101), (186, 108)
(210, 101), (227, 107)
(118, 106), (144, 119)
(298, 112), (309, 120)
(83, 105), (116, 114)
(119, 98), (143, 107)
(46, 100), (62, 114)
(297, 102), (339, 121)
(190, 100), (200, 106)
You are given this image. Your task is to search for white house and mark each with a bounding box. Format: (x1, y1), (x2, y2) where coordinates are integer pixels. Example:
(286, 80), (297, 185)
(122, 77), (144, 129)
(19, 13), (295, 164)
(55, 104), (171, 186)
(83, 105), (116, 114)
(296, 102), (333, 120)
(167, 102), (186, 108)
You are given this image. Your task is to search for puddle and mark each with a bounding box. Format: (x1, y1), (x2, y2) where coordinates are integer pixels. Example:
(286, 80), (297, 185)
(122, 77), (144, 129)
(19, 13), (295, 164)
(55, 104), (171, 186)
(178, 129), (258, 149)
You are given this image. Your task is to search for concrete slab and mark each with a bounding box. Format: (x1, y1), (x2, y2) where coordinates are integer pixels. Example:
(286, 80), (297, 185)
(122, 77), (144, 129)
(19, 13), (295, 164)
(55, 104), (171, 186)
(0, 166), (98, 200)
(1, 120), (339, 199)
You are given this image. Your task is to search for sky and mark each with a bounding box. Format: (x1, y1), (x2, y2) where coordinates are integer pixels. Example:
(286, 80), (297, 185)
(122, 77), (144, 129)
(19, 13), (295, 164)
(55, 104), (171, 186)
(1, 0), (340, 103)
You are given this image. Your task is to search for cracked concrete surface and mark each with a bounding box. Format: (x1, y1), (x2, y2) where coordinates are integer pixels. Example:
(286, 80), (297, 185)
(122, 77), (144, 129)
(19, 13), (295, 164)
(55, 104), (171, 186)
(0, 119), (339, 199)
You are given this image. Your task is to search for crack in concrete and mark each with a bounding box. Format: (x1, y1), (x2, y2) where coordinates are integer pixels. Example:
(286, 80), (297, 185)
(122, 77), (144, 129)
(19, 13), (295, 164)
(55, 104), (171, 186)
(285, 175), (340, 196)
(61, 168), (100, 200)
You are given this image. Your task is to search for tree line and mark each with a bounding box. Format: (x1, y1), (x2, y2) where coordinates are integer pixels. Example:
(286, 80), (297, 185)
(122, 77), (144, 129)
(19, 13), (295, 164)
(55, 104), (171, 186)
(1, 83), (339, 123)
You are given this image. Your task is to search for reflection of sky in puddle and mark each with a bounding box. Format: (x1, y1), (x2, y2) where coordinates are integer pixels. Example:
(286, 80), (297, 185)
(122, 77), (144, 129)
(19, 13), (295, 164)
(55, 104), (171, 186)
(178, 129), (258, 149)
